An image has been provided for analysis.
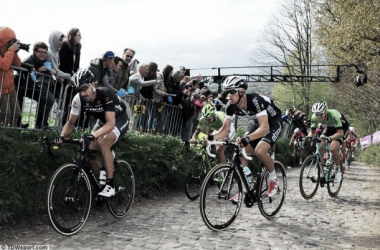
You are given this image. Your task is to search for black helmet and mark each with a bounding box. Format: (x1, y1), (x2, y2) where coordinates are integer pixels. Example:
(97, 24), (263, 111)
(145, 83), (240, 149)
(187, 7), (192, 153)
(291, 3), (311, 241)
(71, 69), (94, 90)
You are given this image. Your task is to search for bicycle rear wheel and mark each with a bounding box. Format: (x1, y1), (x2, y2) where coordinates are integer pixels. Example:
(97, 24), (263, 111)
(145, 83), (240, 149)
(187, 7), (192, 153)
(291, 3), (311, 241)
(108, 160), (135, 218)
(327, 164), (343, 197)
(346, 148), (352, 169)
(46, 164), (92, 235)
(299, 155), (320, 199)
(184, 155), (207, 200)
(258, 161), (287, 218)
(199, 164), (243, 231)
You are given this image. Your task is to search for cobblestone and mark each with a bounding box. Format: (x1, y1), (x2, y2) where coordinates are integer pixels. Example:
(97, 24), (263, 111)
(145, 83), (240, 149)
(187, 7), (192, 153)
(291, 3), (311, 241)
(1, 162), (379, 249)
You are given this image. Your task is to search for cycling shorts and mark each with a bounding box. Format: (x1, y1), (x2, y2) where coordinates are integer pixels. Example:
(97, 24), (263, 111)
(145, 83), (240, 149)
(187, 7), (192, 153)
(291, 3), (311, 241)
(248, 117), (283, 148)
(92, 113), (129, 143)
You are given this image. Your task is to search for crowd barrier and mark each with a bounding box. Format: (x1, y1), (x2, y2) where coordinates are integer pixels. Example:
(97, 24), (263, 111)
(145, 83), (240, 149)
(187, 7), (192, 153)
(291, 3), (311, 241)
(0, 66), (185, 138)
(360, 130), (380, 150)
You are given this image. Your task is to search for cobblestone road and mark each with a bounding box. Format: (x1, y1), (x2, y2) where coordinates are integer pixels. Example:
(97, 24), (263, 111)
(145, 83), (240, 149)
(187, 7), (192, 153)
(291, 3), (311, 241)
(1, 162), (380, 249)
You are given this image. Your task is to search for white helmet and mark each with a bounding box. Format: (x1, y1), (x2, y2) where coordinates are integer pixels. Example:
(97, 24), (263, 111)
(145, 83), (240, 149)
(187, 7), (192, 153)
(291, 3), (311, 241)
(71, 68), (95, 89)
(312, 100), (328, 113)
(223, 76), (247, 90)
(349, 127), (355, 131)
(294, 128), (300, 133)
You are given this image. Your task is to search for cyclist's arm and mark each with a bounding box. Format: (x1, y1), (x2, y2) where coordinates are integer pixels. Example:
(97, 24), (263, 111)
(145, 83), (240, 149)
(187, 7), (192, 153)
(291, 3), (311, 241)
(331, 128), (344, 140)
(60, 113), (78, 137)
(212, 117), (231, 140)
(92, 111), (116, 139)
(192, 128), (201, 140)
(245, 114), (269, 141)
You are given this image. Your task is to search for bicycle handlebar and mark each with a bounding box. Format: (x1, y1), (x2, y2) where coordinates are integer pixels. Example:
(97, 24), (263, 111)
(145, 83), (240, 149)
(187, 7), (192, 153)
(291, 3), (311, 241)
(206, 140), (252, 161)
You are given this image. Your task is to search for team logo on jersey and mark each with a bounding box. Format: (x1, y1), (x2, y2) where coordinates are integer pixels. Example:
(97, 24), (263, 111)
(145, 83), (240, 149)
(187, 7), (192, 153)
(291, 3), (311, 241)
(72, 101), (78, 108)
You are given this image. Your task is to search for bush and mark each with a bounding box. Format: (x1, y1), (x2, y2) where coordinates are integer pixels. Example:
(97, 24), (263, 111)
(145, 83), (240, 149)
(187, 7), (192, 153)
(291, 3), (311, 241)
(0, 128), (194, 225)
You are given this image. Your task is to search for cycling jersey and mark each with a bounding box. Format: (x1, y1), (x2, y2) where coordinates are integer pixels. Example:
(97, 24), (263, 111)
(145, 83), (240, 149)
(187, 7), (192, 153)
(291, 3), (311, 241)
(70, 87), (128, 140)
(311, 109), (349, 142)
(197, 111), (235, 140)
(71, 87), (126, 122)
(225, 93), (283, 146)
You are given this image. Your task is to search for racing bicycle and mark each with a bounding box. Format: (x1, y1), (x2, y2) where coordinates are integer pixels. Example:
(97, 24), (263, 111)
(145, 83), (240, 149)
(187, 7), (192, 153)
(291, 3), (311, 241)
(43, 135), (135, 235)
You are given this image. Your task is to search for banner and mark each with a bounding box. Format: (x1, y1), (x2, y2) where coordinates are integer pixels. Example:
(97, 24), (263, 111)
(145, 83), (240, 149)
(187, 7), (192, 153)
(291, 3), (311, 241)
(360, 135), (372, 149)
(372, 131), (380, 144)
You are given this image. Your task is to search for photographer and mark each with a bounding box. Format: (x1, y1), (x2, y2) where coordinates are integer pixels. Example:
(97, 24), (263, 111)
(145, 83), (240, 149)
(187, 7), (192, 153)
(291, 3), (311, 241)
(0, 27), (21, 127)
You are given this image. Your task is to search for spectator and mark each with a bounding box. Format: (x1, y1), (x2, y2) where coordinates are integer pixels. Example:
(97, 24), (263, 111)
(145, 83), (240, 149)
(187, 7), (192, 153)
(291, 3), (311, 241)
(128, 62), (162, 100)
(168, 70), (182, 105)
(151, 68), (170, 134)
(0, 27), (21, 127)
(46, 31), (71, 82)
(194, 73), (202, 83)
(107, 56), (123, 87)
(88, 51), (117, 92)
(180, 85), (195, 145)
(161, 64), (174, 93)
(179, 66), (187, 77)
(20, 42), (56, 129)
(140, 62), (158, 100)
(59, 28), (81, 75)
(113, 48), (135, 91)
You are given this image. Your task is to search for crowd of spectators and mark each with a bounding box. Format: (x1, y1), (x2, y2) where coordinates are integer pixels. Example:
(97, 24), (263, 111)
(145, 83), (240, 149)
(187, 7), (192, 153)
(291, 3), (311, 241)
(0, 26), (226, 143)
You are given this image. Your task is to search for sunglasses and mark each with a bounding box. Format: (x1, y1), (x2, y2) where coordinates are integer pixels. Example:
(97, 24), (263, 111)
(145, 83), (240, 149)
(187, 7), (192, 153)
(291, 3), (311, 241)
(125, 55), (133, 59)
(225, 89), (238, 95)
(315, 112), (324, 117)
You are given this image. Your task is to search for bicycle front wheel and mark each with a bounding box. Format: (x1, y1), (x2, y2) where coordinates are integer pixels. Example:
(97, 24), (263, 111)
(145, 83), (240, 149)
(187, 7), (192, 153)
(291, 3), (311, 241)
(46, 164), (92, 236)
(299, 155), (320, 199)
(327, 164), (343, 197)
(108, 160), (135, 218)
(184, 155), (207, 201)
(258, 161), (287, 218)
(199, 164), (243, 231)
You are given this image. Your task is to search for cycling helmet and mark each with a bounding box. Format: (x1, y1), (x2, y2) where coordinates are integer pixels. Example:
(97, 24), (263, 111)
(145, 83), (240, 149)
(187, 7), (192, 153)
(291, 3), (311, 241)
(201, 104), (216, 118)
(71, 69), (95, 89)
(349, 127), (355, 131)
(294, 128), (300, 133)
(312, 100), (328, 113)
(318, 123), (323, 129)
(223, 76), (247, 90)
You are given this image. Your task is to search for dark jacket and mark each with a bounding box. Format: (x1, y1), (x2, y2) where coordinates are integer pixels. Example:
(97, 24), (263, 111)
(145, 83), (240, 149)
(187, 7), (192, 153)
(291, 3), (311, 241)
(59, 41), (80, 75)
(88, 58), (117, 93)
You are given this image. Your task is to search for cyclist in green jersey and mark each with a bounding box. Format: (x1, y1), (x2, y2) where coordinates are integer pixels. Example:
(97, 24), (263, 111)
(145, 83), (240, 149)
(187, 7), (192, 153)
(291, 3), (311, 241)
(307, 100), (349, 182)
(191, 104), (235, 164)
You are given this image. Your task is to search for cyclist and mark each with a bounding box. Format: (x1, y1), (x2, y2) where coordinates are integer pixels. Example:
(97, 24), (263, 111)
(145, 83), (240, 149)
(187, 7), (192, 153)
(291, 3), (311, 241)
(289, 128), (305, 166)
(191, 103), (235, 164)
(208, 76), (283, 198)
(55, 69), (129, 198)
(347, 127), (358, 158)
(307, 100), (349, 182)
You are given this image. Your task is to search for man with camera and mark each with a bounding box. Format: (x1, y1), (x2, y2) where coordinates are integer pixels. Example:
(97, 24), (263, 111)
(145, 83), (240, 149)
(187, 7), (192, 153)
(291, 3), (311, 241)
(0, 27), (22, 127)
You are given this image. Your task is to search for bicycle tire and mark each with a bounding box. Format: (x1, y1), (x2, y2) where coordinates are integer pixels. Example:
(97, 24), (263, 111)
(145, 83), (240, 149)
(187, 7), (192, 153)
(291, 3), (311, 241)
(299, 155), (320, 199)
(108, 160), (135, 218)
(327, 164), (343, 197)
(184, 155), (207, 201)
(347, 149), (352, 168)
(258, 161), (287, 218)
(46, 164), (92, 236)
(199, 164), (243, 231)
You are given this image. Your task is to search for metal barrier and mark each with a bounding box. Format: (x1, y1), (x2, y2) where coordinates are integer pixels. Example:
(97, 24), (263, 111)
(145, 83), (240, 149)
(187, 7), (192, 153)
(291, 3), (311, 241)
(1, 66), (186, 138)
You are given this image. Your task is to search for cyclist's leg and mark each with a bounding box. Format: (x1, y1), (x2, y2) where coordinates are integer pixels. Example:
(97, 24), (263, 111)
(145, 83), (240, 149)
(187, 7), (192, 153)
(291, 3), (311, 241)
(216, 144), (227, 164)
(330, 140), (341, 167)
(255, 141), (274, 171)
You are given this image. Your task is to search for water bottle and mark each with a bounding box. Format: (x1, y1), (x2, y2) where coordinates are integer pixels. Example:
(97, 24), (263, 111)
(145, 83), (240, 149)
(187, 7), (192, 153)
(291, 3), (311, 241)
(243, 167), (253, 184)
(99, 170), (106, 186)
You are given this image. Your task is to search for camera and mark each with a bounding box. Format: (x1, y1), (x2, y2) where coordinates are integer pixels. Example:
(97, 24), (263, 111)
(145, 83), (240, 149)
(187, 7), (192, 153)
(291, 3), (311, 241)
(6, 38), (30, 52)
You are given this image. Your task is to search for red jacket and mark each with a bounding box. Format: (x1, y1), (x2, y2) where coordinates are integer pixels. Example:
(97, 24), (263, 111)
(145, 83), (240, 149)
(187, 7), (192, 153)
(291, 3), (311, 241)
(0, 27), (21, 95)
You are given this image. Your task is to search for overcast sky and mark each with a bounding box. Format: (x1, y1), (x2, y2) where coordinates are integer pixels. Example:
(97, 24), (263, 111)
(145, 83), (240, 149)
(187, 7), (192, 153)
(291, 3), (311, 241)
(4, 0), (281, 76)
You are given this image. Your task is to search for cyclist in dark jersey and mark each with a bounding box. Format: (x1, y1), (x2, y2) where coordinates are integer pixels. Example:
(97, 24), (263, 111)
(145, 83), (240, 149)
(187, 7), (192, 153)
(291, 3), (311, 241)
(208, 76), (283, 198)
(55, 69), (129, 198)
